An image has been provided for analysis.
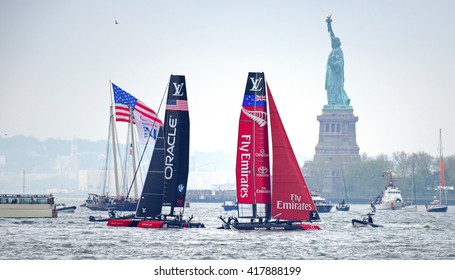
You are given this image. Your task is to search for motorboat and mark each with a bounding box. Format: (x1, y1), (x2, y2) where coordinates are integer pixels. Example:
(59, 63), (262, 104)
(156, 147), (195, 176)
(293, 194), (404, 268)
(311, 190), (334, 213)
(351, 218), (383, 228)
(56, 203), (77, 213)
(351, 214), (383, 228)
(222, 201), (238, 211)
(89, 211), (135, 222)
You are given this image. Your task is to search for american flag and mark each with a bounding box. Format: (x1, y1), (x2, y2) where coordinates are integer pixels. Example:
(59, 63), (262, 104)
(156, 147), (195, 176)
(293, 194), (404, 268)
(112, 83), (162, 126)
(166, 99), (189, 112)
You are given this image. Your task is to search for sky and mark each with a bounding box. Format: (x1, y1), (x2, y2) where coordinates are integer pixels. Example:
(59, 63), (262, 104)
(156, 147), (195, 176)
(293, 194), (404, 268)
(1, 0), (455, 160)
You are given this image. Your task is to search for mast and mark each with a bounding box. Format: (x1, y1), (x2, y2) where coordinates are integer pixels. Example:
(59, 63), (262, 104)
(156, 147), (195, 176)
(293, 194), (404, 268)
(341, 168), (349, 204)
(439, 128), (446, 204)
(412, 160), (416, 205)
(129, 108), (139, 199)
(102, 121), (112, 195)
(109, 81), (120, 197)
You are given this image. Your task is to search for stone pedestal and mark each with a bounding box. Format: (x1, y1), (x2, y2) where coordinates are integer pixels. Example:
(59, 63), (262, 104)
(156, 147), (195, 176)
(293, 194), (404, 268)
(310, 108), (360, 193)
(315, 108), (360, 161)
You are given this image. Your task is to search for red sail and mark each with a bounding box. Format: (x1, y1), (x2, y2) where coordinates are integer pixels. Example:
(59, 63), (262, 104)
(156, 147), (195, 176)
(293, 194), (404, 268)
(267, 83), (317, 221)
(236, 73), (271, 215)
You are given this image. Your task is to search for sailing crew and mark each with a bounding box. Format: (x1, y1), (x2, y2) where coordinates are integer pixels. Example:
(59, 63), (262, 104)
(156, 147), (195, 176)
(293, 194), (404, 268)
(370, 201), (376, 212)
(367, 213), (373, 223)
(108, 209), (116, 218)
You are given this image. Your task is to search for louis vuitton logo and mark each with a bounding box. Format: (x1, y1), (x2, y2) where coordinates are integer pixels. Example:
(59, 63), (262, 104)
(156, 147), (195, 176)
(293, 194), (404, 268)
(173, 82), (185, 96)
(249, 77), (262, 92)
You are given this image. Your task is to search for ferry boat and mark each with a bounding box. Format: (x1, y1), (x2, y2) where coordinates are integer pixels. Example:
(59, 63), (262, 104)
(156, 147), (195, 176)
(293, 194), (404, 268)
(0, 194), (58, 218)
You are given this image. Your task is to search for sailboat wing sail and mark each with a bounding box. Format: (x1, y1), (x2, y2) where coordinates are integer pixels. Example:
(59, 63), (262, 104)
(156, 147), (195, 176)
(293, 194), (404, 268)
(267, 83), (320, 222)
(236, 72), (271, 218)
(162, 75), (190, 216)
(136, 126), (165, 218)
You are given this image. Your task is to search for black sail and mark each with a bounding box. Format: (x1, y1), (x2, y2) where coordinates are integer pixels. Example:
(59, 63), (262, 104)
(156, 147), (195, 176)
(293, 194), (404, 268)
(162, 75), (190, 216)
(135, 126), (165, 218)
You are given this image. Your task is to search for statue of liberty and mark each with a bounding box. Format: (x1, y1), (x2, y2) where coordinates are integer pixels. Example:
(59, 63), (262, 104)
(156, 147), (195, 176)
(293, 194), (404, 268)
(325, 15), (351, 108)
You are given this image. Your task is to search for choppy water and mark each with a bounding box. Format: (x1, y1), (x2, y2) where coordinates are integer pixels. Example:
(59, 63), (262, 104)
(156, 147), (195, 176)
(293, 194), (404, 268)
(1, 200), (454, 260)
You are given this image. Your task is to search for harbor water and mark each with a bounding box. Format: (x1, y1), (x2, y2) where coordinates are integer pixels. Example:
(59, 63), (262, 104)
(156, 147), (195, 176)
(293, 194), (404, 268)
(1, 200), (454, 260)
(1, 200), (453, 278)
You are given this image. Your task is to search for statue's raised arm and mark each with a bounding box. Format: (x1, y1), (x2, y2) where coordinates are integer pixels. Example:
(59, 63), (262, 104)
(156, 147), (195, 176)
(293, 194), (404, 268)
(326, 14), (335, 38)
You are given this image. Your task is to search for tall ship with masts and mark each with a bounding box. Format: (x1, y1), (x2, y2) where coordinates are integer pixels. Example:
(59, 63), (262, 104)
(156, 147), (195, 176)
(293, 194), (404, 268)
(84, 82), (161, 212)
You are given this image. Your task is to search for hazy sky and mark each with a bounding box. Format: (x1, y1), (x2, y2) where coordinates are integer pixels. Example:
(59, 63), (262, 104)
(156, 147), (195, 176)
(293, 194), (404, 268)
(1, 0), (454, 160)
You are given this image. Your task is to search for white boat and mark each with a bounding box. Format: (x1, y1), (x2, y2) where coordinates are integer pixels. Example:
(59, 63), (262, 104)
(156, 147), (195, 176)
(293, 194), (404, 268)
(375, 170), (404, 210)
(56, 203), (77, 213)
(0, 194), (58, 218)
(426, 129), (450, 213)
(403, 202), (417, 212)
(311, 190), (334, 213)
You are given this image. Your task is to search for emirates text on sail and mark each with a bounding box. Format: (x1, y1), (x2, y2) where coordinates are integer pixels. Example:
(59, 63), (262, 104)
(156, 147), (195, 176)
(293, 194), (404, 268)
(238, 135), (251, 199)
(276, 193), (313, 211)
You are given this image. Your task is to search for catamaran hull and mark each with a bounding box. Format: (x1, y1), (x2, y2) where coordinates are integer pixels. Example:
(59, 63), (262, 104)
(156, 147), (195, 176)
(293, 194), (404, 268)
(219, 222), (321, 231)
(107, 219), (205, 228)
